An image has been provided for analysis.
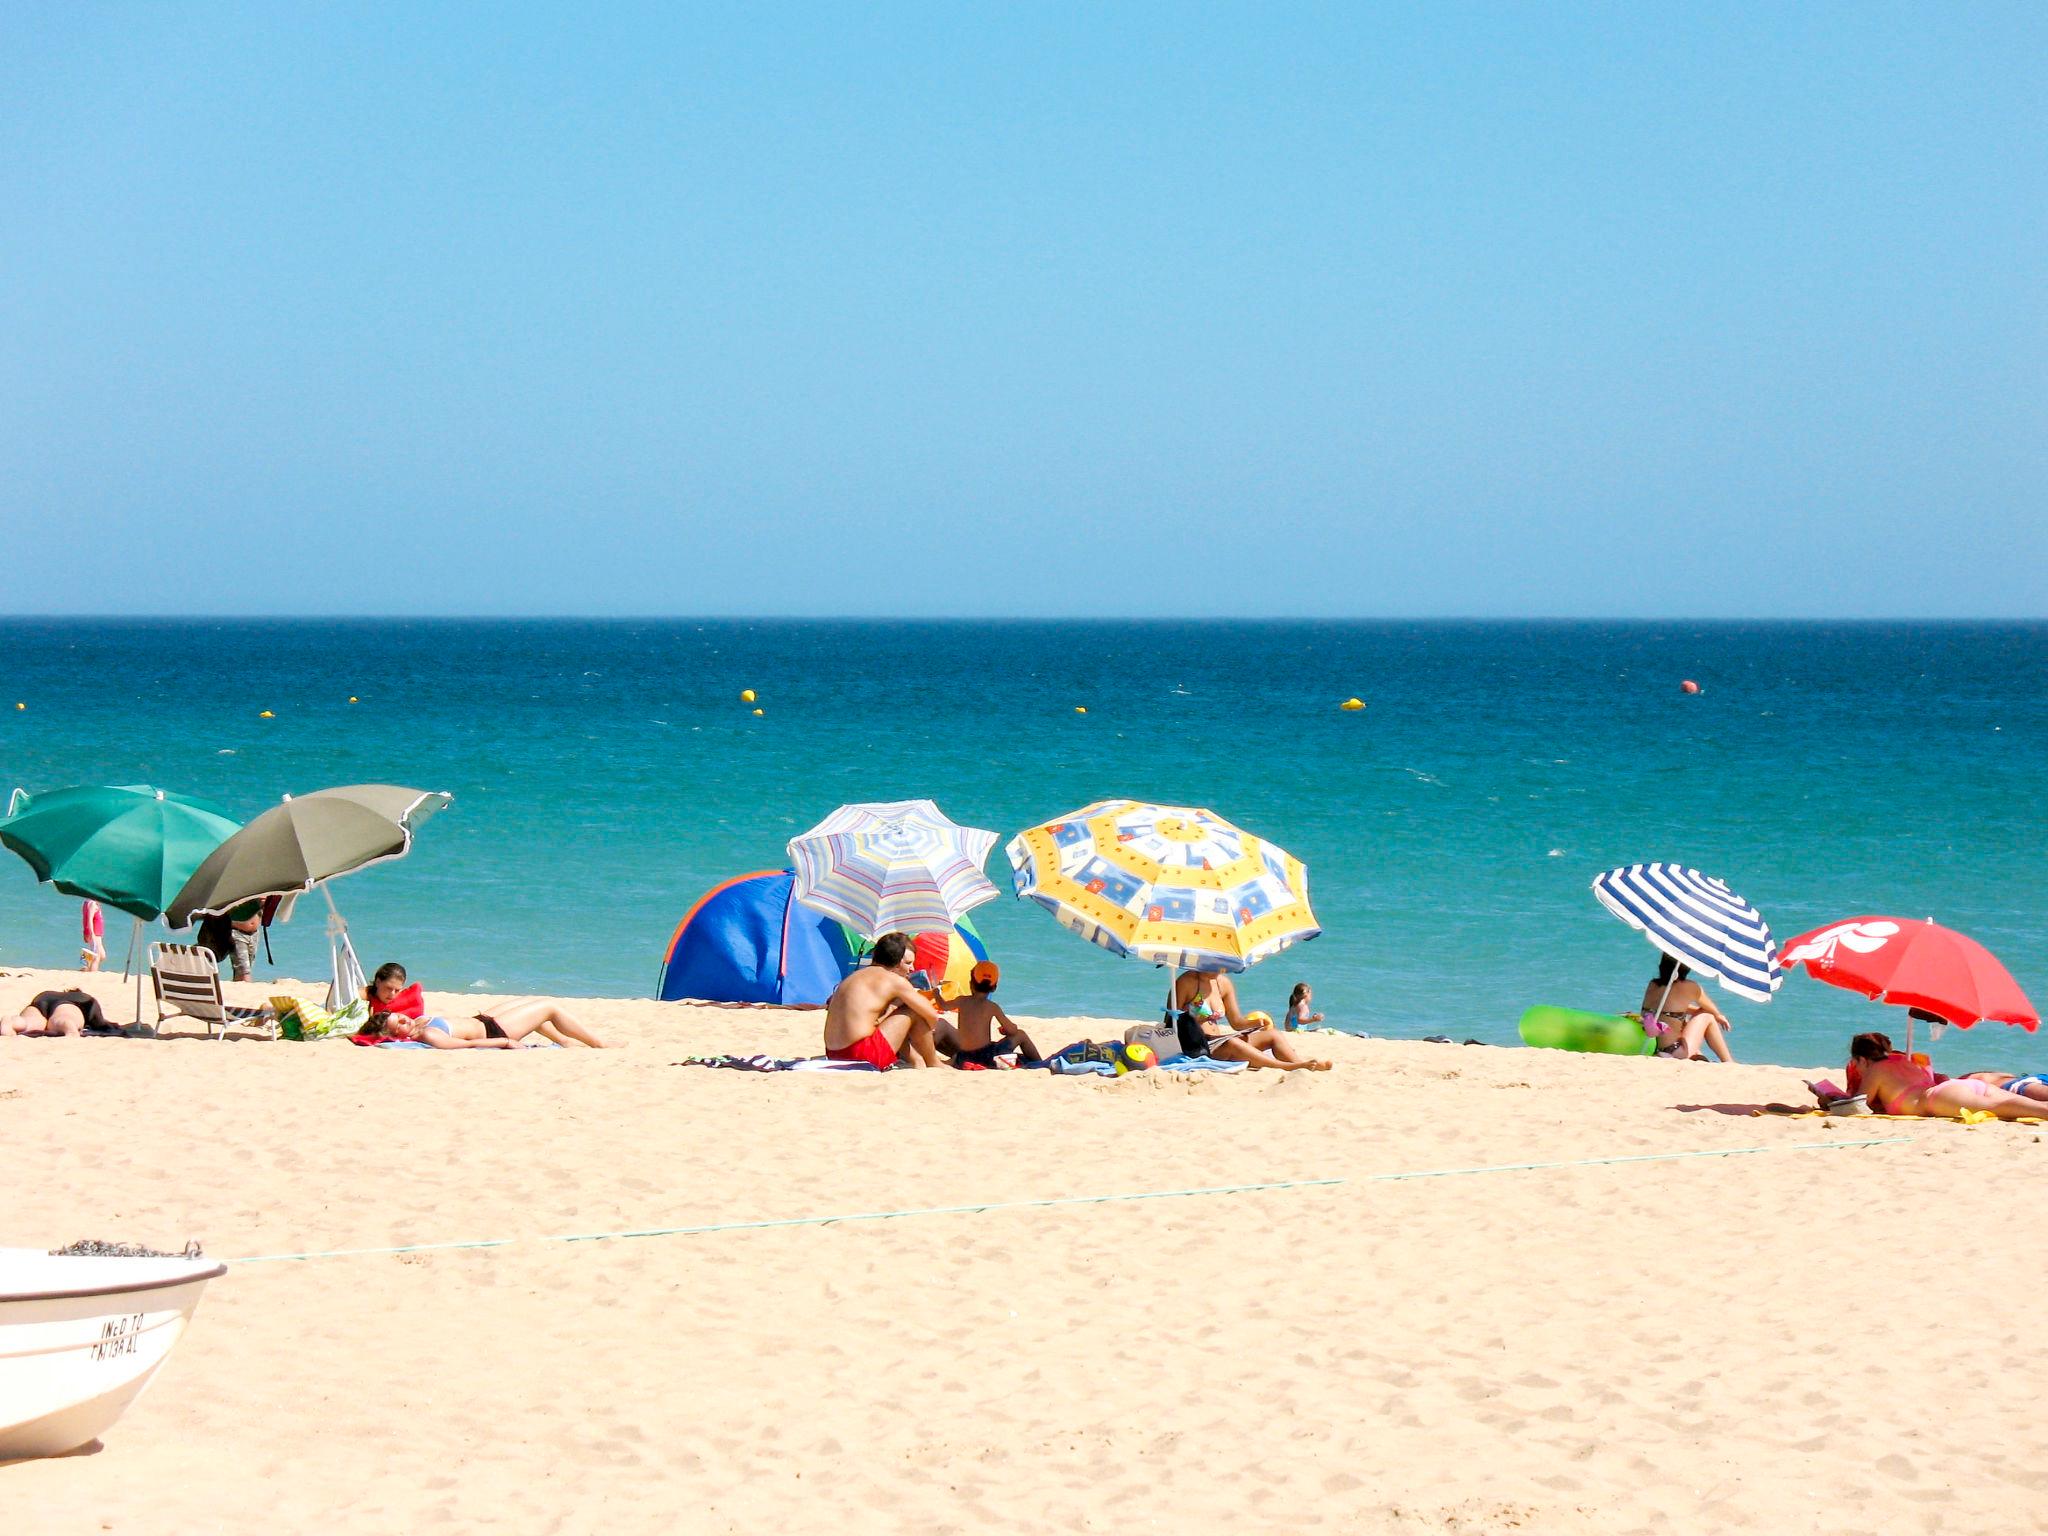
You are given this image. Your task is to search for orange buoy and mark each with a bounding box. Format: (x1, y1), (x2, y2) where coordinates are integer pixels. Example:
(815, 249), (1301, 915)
(1680, 680), (1701, 695)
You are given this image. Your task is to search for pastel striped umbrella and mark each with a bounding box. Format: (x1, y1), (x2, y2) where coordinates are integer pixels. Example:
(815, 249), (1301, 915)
(1591, 862), (1781, 1003)
(788, 799), (999, 940)
(1007, 799), (1319, 972)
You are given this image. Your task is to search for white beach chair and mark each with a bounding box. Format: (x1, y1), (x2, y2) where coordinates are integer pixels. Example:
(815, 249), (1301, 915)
(148, 943), (275, 1041)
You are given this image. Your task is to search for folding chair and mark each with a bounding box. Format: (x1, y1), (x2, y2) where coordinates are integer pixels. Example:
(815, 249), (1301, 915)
(148, 943), (275, 1040)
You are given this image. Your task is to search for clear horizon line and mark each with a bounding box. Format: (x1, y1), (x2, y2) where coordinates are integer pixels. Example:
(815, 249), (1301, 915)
(1, 612), (2044, 626)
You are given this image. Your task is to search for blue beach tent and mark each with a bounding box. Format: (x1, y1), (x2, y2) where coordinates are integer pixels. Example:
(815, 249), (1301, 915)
(656, 869), (860, 1004)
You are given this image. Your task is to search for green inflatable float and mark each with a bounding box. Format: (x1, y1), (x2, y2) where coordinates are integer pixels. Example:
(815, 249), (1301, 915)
(1517, 1005), (1654, 1056)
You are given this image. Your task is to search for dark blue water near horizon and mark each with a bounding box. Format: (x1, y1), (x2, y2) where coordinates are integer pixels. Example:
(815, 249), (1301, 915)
(1, 618), (2042, 1072)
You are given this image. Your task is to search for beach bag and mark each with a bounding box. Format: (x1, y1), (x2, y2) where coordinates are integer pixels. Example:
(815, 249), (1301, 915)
(1124, 1020), (1185, 1062)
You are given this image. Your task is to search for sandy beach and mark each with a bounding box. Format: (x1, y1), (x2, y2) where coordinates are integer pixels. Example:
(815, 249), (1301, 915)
(2, 963), (2044, 1534)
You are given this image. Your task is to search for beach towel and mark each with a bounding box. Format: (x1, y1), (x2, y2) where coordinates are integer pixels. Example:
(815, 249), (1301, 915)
(673, 1053), (882, 1072)
(1031, 1056), (1249, 1077)
(346, 1032), (562, 1051)
(1756, 1104), (2042, 1124)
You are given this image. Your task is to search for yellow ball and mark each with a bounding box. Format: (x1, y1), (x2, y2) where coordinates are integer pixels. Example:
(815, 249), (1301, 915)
(259, 710), (275, 719)
(1074, 705), (1087, 714)
(752, 708), (764, 716)
(1339, 697), (1365, 711)
(348, 696), (359, 704)
(740, 689), (756, 703)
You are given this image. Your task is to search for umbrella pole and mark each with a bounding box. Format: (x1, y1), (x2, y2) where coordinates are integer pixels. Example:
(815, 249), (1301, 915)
(1648, 971), (1680, 1045)
(127, 916), (146, 1030)
(322, 886), (368, 1010)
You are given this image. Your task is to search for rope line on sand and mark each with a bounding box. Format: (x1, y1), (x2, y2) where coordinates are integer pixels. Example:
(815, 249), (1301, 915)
(226, 1136), (1913, 1266)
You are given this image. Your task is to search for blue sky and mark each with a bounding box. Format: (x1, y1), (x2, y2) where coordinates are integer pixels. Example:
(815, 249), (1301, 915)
(3, 3), (2041, 617)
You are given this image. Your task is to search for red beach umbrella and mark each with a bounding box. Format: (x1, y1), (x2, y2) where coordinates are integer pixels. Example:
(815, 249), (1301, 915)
(1778, 917), (2039, 1037)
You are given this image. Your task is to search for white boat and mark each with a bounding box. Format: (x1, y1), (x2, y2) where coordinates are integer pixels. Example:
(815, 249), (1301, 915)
(0, 1247), (226, 1461)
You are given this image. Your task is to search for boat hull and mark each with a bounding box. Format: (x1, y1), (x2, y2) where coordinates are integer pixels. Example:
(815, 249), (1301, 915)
(0, 1250), (226, 1461)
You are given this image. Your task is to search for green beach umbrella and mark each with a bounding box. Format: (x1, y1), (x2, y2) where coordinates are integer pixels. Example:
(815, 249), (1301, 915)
(0, 784), (241, 921)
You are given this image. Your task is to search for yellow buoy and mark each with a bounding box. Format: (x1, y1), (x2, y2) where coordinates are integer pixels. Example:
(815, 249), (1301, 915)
(348, 696), (359, 704)
(12, 702), (22, 711)
(1074, 706), (1088, 714)
(752, 707), (764, 716)
(1339, 697), (1365, 711)
(740, 689), (757, 703)
(260, 710), (275, 718)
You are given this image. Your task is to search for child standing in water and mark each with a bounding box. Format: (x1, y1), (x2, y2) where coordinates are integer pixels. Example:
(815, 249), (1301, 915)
(1283, 982), (1322, 1031)
(941, 962), (1042, 1069)
(79, 900), (105, 972)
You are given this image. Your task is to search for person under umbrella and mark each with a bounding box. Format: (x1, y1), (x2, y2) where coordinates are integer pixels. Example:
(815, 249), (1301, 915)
(1009, 799), (1330, 1067)
(1779, 916), (2043, 1117)
(0, 784), (241, 1025)
(1844, 1030), (2045, 1121)
(1170, 966), (1330, 1071)
(1640, 954), (1736, 1062)
(168, 784), (452, 1010)
(1591, 862), (1780, 1060)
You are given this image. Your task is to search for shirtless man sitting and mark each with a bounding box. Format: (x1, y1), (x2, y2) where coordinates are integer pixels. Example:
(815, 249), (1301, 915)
(822, 932), (945, 1070)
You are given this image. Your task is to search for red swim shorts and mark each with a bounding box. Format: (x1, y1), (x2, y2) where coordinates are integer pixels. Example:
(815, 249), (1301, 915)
(826, 1030), (898, 1071)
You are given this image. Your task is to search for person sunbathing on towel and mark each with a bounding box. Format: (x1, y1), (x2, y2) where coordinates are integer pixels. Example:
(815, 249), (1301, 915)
(1172, 968), (1331, 1071)
(361, 999), (611, 1049)
(2, 989), (109, 1038)
(1847, 1033), (2045, 1120)
(822, 932), (944, 1070)
(1892, 1009), (2048, 1103)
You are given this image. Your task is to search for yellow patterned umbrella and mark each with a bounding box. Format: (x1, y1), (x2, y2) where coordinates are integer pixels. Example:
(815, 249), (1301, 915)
(1005, 799), (1319, 972)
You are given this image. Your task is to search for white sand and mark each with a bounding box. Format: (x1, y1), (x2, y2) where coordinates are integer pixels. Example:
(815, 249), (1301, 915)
(2, 964), (2044, 1533)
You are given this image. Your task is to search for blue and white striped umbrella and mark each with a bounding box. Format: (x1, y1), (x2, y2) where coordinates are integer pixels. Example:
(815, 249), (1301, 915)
(788, 799), (999, 940)
(1591, 862), (1781, 1002)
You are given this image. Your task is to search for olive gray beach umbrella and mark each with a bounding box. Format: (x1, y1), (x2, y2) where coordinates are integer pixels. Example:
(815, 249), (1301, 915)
(167, 785), (452, 1006)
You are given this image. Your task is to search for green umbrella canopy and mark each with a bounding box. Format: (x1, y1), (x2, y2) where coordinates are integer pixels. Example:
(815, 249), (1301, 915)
(0, 784), (242, 921)
(166, 784), (452, 927)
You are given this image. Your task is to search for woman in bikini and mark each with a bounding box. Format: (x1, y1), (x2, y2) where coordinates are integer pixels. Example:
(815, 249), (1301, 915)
(1641, 955), (1734, 1062)
(360, 992), (611, 1049)
(1171, 968), (1331, 1071)
(1890, 1010), (2048, 1103)
(1847, 1033), (2045, 1120)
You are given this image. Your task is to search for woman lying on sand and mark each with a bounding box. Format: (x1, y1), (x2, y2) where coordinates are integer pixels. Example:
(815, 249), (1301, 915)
(1, 989), (111, 1038)
(359, 999), (611, 1049)
(1846, 1033), (2044, 1120)
(1172, 968), (1331, 1071)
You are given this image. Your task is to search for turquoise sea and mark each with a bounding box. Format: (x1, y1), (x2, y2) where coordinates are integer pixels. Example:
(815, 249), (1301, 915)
(1, 619), (2042, 1072)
